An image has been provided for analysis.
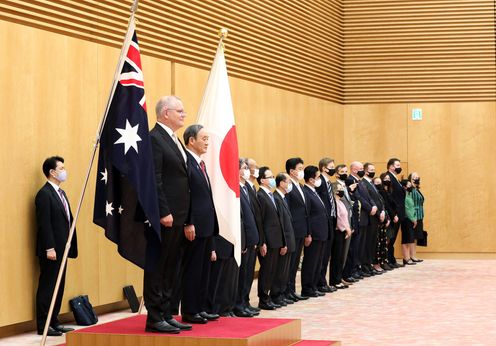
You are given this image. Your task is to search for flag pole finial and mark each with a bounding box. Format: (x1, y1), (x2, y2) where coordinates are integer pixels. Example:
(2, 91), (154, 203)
(218, 28), (229, 40)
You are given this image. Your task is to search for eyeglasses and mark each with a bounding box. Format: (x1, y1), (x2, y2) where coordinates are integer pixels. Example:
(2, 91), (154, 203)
(167, 108), (187, 115)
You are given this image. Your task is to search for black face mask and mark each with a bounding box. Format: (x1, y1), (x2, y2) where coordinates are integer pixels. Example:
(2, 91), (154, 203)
(374, 183), (383, 190)
(414, 178), (420, 184)
(357, 170), (365, 178)
(383, 180), (392, 187)
(327, 168), (336, 176)
(394, 167), (402, 174)
(336, 191), (345, 198)
(367, 171), (375, 178)
(338, 173), (348, 181)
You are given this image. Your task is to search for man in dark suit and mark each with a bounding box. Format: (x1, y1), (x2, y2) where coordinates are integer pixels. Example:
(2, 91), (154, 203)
(145, 96), (192, 333)
(315, 158), (337, 293)
(301, 166), (330, 298)
(35, 156), (77, 336)
(349, 161), (378, 277)
(362, 163), (386, 273)
(234, 158), (260, 317)
(284, 158), (309, 302)
(386, 158), (406, 268)
(272, 173), (296, 306)
(256, 166), (285, 310)
(180, 124), (220, 324)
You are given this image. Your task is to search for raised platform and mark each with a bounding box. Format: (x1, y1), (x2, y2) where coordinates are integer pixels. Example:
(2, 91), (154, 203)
(66, 315), (302, 346)
(293, 341), (340, 346)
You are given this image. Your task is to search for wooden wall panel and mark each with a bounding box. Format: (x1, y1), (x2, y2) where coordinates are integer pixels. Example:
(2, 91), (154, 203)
(0, 0), (344, 103)
(344, 102), (496, 254)
(343, 104), (408, 163)
(407, 102), (496, 252)
(343, 0), (496, 103)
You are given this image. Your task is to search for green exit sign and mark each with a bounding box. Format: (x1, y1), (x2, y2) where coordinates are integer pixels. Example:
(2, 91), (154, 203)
(412, 108), (422, 121)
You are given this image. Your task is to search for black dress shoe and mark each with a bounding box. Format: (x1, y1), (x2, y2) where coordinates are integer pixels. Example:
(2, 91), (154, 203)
(181, 314), (207, 324)
(403, 259), (416, 265)
(233, 309), (254, 317)
(219, 311), (232, 317)
(372, 268), (384, 274)
(316, 290), (326, 296)
(272, 298), (287, 307)
(351, 273), (363, 280)
(166, 318), (193, 330)
(301, 291), (318, 298)
(291, 292), (308, 300)
(245, 307), (259, 316)
(283, 298), (295, 304)
(52, 325), (74, 333)
(381, 263), (393, 270)
(247, 304), (261, 312)
(269, 300), (282, 308)
(258, 302), (276, 310)
(411, 258), (423, 263)
(199, 311), (219, 321)
(317, 285), (331, 293)
(146, 321), (180, 334)
(38, 326), (63, 336)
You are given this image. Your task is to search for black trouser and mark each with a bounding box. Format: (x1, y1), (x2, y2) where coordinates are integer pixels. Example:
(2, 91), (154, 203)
(181, 236), (212, 315)
(318, 219), (335, 287)
(271, 251), (292, 300)
(286, 237), (304, 294)
(257, 247), (279, 302)
(36, 257), (66, 332)
(330, 229), (346, 285)
(143, 225), (185, 322)
(206, 257), (239, 314)
(342, 229), (359, 278)
(367, 217), (380, 265)
(358, 225), (368, 266)
(301, 240), (324, 294)
(387, 221), (401, 264)
(235, 246), (257, 311)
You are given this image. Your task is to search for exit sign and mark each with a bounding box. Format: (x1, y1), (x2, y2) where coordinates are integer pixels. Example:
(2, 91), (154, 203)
(412, 108), (422, 121)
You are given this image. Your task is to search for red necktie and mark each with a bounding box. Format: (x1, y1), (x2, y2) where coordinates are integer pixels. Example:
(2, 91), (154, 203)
(200, 161), (209, 183)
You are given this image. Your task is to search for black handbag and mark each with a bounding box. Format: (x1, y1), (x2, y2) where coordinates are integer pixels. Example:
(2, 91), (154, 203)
(69, 295), (98, 325)
(417, 230), (428, 247)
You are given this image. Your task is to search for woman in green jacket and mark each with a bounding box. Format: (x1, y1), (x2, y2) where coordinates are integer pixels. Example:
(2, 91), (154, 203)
(401, 180), (417, 265)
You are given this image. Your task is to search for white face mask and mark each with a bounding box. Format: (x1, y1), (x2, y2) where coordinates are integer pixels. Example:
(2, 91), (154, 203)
(252, 169), (259, 179)
(313, 177), (322, 188)
(286, 182), (293, 193)
(296, 170), (304, 180)
(54, 169), (67, 182)
(242, 169), (251, 181)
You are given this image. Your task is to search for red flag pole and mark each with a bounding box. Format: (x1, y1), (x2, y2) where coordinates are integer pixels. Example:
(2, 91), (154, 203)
(39, 1), (140, 345)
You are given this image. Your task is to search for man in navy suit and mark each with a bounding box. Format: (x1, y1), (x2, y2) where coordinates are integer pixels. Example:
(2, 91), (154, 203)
(301, 165), (330, 297)
(285, 158), (310, 302)
(145, 96), (192, 333)
(35, 156), (77, 336)
(386, 158), (406, 268)
(256, 166), (285, 310)
(181, 124), (220, 324)
(234, 158), (260, 317)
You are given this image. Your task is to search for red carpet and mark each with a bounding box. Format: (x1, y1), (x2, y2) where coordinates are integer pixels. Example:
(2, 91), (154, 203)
(293, 341), (337, 345)
(73, 315), (295, 338)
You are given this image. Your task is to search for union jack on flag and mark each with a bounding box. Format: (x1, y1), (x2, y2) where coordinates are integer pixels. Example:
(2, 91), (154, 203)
(93, 23), (161, 270)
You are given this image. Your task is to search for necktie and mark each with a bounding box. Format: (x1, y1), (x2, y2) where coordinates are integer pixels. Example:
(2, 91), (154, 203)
(58, 189), (70, 222)
(242, 185), (250, 202)
(327, 180), (336, 217)
(172, 133), (187, 162)
(199, 160), (209, 184)
(313, 190), (326, 208)
(268, 192), (277, 210)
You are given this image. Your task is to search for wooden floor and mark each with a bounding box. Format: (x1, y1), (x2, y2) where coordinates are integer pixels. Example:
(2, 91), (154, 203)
(2, 259), (496, 345)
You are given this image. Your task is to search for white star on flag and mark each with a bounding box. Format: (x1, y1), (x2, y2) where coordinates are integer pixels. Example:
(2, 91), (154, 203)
(118, 205), (124, 214)
(114, 119), (142, 154)
(100, 168), (108, 184)
(105, 201), (114, 216)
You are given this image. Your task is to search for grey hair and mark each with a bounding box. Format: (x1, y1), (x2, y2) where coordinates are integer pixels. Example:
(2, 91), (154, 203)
(183, 124), (204, 145)
(239, 157), (247, 169)
(155, 95), (182, 118)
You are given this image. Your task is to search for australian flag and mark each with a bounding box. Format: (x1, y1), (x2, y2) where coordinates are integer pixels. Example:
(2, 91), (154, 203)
(93, 27), (161, 270)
